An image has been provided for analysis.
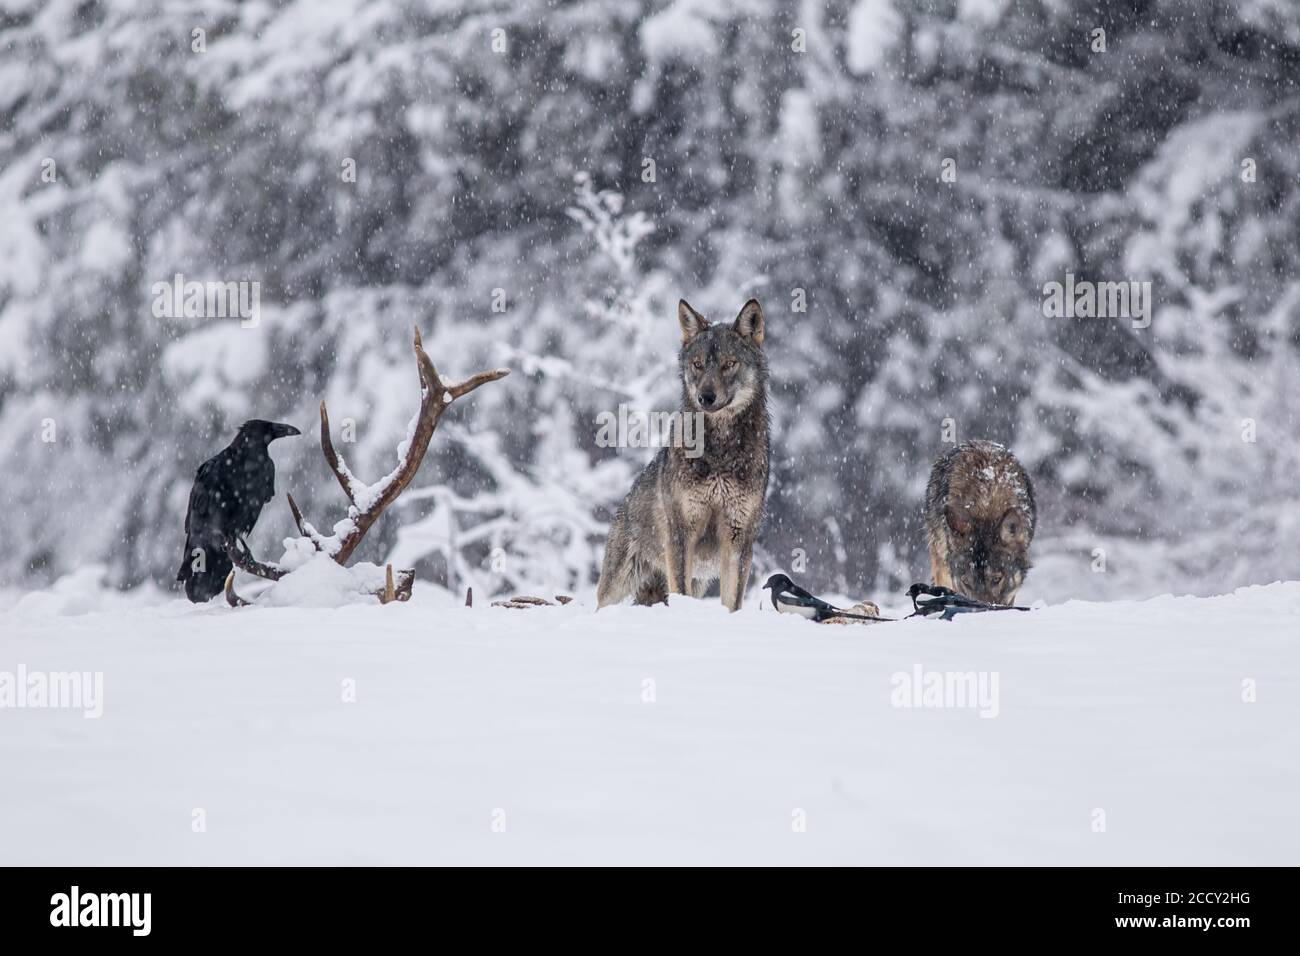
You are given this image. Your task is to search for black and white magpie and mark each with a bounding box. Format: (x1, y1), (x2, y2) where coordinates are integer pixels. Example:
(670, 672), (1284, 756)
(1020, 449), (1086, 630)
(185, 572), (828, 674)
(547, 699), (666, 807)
(906, 583), (1030, 618)
(761, 573), (894, 623)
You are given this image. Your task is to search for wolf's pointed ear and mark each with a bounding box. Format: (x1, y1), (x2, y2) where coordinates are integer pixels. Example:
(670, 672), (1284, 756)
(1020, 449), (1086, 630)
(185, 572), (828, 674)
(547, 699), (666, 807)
(944, 505), (973, 536)
(999, 509), (1030, 547)
(678, 300), (709, 342)
(733, 299), (764, 345)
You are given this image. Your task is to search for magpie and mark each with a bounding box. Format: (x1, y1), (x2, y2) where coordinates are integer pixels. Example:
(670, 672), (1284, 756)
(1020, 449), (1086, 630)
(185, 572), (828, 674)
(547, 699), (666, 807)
(906, 583), (1030, 619)
(761, 573), (894, 623)
(177, 420), (300, 602)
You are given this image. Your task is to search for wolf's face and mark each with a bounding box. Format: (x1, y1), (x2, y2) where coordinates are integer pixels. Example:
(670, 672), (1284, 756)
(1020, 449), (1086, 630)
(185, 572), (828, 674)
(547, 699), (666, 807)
(945, 507), (1031, 605)
(677, 299), (766, 418)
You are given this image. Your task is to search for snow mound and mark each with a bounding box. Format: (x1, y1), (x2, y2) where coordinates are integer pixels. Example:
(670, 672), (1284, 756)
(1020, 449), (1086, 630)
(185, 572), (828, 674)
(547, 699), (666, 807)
(252, 554), (385, 608)
(0, 566), (167, 620)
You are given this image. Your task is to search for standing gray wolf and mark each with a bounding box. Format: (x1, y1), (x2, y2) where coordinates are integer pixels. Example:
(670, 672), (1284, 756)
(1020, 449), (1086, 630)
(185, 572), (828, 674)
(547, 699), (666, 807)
(177, 420), (300, 602)
(597, 299), (770, 611)
(924, 439), (1035, 605)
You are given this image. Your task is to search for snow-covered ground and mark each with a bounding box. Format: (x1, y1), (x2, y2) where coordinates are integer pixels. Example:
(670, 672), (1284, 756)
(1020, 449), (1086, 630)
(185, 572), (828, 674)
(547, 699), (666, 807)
(2, 572), (1297, 865)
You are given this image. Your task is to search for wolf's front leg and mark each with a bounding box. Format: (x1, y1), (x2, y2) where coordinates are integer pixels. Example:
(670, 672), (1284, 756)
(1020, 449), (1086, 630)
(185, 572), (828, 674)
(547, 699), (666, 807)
(596, 521), (630, 608)
(662, 511), (691, 595)
(719, 530), (754, 612)
(928, 533), (954, 589)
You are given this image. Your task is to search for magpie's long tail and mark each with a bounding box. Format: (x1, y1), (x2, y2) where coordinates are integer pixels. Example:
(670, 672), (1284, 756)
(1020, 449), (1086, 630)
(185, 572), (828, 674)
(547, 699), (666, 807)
(825, 608), (897, 623)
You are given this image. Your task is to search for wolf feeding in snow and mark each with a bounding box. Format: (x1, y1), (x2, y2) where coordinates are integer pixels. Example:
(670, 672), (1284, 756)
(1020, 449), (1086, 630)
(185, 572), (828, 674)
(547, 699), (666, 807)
(924, 439), (1036, 606)
(598, 299), (770, 612)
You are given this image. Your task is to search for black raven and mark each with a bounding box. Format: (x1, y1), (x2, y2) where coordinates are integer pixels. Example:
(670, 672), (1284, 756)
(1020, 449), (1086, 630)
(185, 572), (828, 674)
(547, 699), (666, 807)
(177, 420), (300, 602)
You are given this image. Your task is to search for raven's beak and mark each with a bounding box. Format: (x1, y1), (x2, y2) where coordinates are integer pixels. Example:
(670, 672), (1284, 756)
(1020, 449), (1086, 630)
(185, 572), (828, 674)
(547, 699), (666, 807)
(272, 423), (302, 439)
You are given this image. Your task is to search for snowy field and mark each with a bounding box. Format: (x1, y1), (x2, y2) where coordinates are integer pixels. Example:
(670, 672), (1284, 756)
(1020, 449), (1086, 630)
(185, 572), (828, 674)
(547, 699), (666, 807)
(1, 572), (1297, 866)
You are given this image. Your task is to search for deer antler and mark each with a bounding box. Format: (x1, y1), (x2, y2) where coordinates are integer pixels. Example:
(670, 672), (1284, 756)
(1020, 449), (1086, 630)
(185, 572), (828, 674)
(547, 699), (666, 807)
(320, 326), (509, 564)
(286, 492), (330, 551)
(224, 535), (286, 580)
(227, 326), (508, 605)
(224, 570), (251, 607)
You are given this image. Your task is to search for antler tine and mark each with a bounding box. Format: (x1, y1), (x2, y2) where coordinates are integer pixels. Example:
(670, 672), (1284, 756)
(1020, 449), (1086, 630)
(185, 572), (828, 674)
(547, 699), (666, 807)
(286, 493), (330, 551)
(412, 326), (443, 397)
(319, 399), (357, 505)
(448, 366), (511, 400)
(224, 570), (251, 608)
(224, 536), (286, 580)
(286, 492), (309, 537)
(414, 325), (509, 405)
